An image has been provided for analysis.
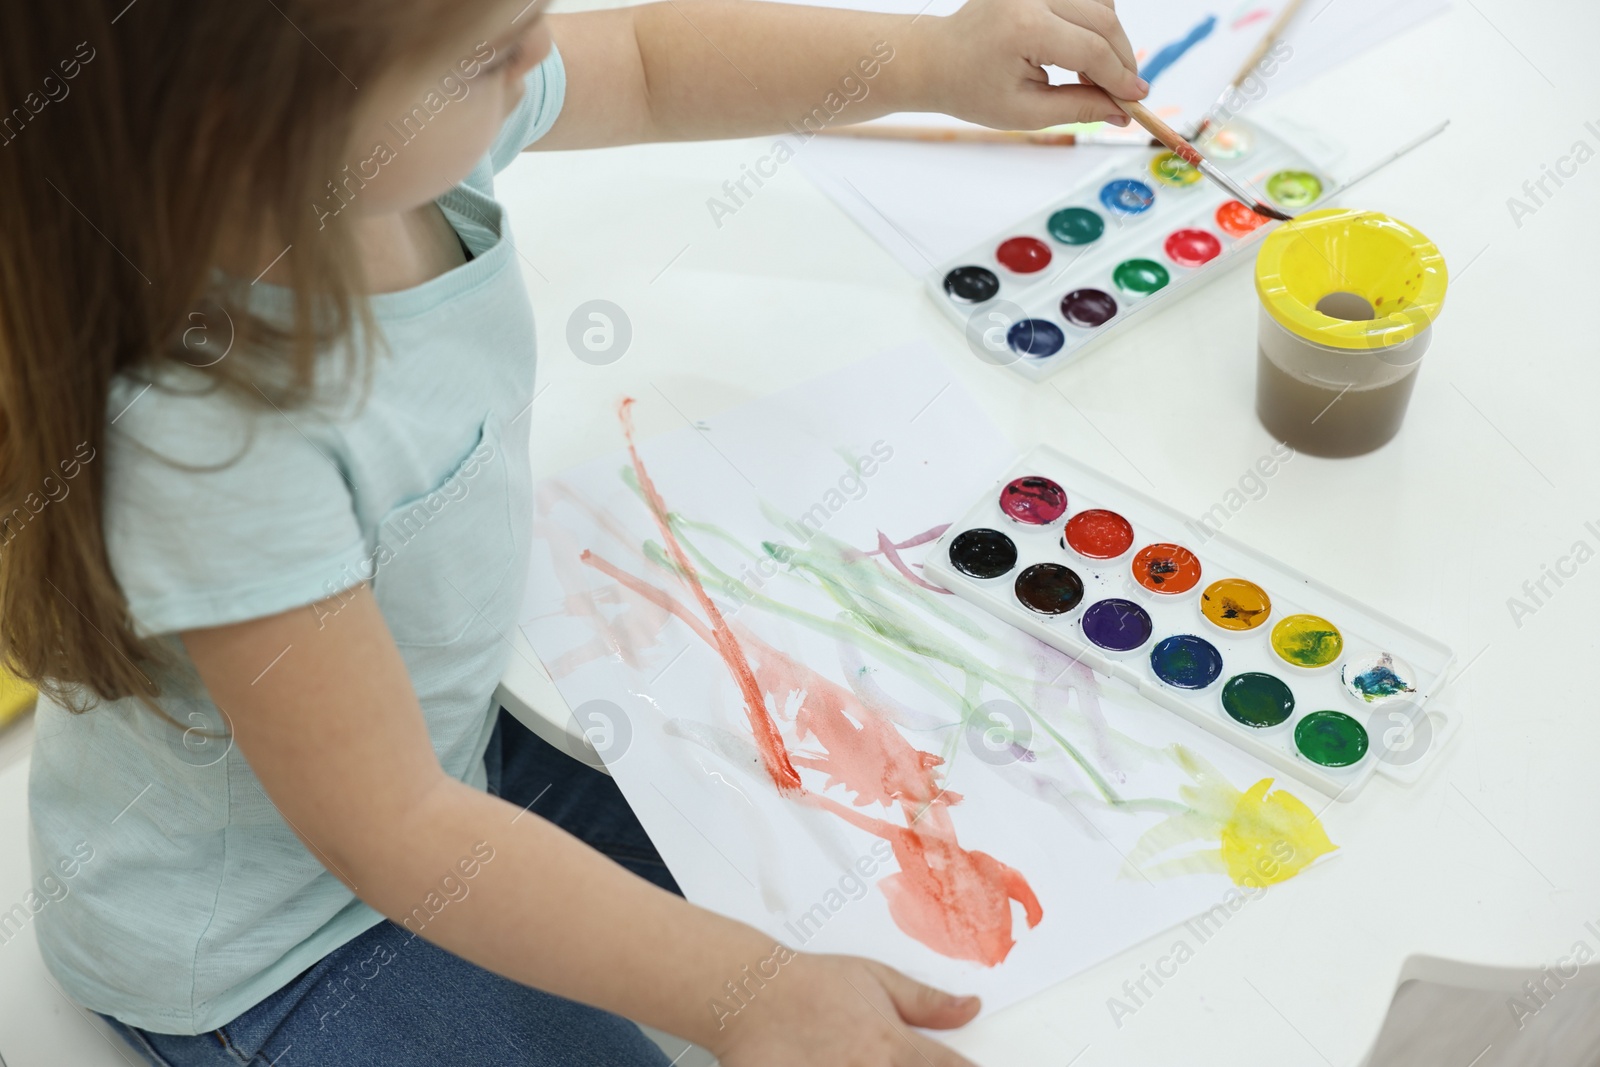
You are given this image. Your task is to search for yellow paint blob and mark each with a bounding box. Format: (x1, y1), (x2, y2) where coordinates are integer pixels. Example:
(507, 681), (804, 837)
(1121, 747), (1336, 888)
(1220, 778), (1337, 887)
(1200, 578), (1271, 631)
(1270, 613), (1343, 668)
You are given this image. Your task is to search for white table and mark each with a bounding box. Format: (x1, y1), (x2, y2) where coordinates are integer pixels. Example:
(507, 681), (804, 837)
(495, 2), (1600, 1062)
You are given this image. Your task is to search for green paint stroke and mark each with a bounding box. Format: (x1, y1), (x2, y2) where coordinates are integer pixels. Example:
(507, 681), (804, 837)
(657, 528), (1133, 807)
(632, 491), (1141, 804)
(610, 468), (1241, 819)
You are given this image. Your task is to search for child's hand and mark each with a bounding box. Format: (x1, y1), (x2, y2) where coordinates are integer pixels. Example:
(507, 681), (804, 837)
(912, 0), (1147, 131)
(709, 953), (980, 1067)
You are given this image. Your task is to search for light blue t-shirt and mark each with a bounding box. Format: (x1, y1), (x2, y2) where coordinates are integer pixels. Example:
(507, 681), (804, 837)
(28, 51), (565, 1035)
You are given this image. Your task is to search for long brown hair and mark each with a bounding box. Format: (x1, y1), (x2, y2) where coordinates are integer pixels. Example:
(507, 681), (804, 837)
(0, 1), (492, 710)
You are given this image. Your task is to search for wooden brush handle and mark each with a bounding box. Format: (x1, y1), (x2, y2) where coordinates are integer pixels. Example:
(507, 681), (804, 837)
(1112, 98), (1202, 167)
(821, 124), (1080, 146)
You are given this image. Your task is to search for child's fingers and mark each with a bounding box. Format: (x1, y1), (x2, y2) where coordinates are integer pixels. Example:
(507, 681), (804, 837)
(1013, 81), (1124, 128)
(1048, 0), (1138, 76)
(1038, 18), (1146, 101)
(867, 961), (981, 1031)
(899, 1032), (980, 1067)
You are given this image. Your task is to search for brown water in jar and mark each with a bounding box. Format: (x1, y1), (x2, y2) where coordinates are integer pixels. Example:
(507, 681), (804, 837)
(1255, 292), (1427, 458)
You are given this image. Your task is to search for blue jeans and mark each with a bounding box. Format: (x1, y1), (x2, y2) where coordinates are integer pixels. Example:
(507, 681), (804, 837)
(103, 710), (680, 1066)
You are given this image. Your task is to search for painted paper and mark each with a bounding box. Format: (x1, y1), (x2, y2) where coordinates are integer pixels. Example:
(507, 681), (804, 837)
(518, 344), (1334, 1013)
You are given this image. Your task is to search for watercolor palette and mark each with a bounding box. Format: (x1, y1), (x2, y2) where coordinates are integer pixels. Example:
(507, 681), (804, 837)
(927, 119), (1336, 381)
(924, 447), (1455, 799)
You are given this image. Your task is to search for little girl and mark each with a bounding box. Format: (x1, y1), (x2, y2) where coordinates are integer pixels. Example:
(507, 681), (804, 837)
(5, 1), (1144, 1063)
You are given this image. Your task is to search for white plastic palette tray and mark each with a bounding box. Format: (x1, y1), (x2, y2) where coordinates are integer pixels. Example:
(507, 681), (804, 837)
(924, 118), (1339, 382)
(923, 446), (1456, 800)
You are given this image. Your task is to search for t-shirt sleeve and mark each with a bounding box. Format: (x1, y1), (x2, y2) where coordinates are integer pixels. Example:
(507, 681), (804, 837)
(102, 377), (370, 637)
(488, 45), (567, 173)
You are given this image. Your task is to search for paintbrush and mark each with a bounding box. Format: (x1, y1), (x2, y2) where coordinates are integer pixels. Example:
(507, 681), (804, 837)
(819, 124), (1084, 146)
(1193, 0), (1305, 137)
(816, 122), (1162, 148)
(1110, 96), (1294, 221)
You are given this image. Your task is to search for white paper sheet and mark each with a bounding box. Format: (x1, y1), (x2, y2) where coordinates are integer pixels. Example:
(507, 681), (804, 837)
(518, 343), (1338, 1013)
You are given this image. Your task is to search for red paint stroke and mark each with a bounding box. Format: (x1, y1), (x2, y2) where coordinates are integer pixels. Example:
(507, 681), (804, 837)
(616, 398), (802, 795)
(1232, 7), (1271, 29)
(745, 629), (1042, 966)
(534, 481), (679, 677)
(580, 406), (1043, 966)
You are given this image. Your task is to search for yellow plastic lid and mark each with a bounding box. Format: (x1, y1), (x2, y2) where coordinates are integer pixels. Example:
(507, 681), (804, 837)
(1255, 208), (1448, 350)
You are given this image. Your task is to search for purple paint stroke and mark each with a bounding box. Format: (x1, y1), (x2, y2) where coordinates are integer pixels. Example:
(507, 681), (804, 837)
(838, 641), (951, 732)
(845, 524), (950, 561)
(858, 526), (953, 594)
(1030, 640), (1127, 785)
